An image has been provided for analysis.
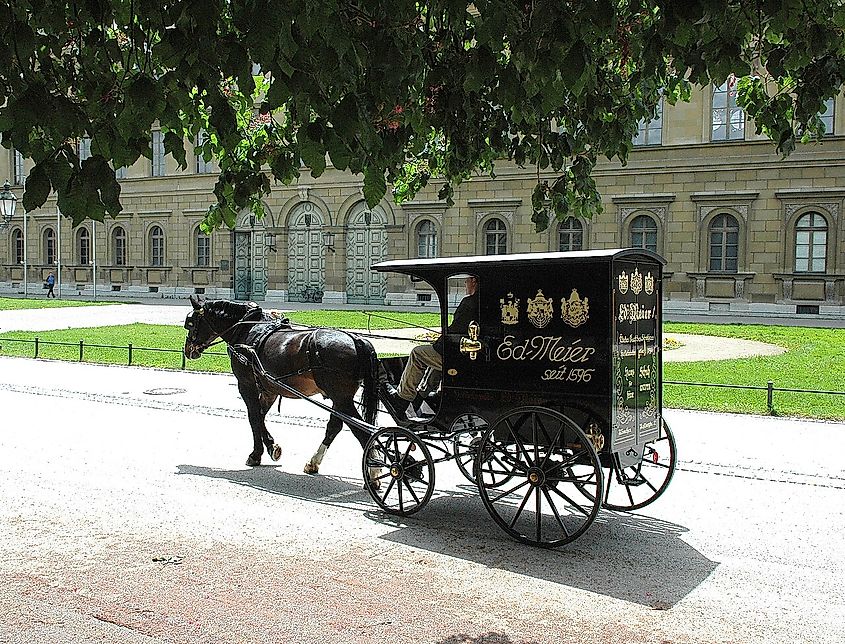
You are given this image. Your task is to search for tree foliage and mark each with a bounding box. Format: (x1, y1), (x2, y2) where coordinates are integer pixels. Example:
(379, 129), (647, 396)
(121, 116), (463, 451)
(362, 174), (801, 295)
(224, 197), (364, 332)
(1, 0), (843, 231)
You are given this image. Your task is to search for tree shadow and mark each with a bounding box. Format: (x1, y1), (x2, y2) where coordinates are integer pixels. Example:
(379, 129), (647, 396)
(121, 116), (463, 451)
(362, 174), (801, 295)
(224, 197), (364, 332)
(176, 465), (716, 608)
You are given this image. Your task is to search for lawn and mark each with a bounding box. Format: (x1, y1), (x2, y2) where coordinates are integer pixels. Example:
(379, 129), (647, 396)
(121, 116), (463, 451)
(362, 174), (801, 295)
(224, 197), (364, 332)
(0, 317), (842, 420)
(0, 296), (116, 310)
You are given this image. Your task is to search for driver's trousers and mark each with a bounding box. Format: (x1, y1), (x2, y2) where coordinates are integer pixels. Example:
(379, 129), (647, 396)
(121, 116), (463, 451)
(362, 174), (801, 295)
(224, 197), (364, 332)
(398, 344), (442, 401)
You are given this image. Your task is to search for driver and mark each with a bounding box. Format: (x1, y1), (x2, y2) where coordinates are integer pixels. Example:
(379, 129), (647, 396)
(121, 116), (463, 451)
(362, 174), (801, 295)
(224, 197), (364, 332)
(384, 275), (478, 420)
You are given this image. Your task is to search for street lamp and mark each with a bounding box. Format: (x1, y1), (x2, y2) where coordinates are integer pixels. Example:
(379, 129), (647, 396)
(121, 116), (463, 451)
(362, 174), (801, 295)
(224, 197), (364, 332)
(0, 180), (17, 230)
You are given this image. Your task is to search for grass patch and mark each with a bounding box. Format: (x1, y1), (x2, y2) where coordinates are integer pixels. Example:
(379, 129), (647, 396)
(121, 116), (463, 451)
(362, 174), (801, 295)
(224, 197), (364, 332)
(0, 297), (116, 310)
(663, 322), (845, 420)
(0, 317), (842, 420)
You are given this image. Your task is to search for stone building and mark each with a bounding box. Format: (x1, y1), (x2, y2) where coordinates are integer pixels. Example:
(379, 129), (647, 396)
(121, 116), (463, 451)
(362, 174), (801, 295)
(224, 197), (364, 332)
(1, 81), (844, 318)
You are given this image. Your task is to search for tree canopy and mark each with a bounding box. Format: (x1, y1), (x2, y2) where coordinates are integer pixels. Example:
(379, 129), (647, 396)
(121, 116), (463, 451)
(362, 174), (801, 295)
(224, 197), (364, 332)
(1, 0), (844, 231)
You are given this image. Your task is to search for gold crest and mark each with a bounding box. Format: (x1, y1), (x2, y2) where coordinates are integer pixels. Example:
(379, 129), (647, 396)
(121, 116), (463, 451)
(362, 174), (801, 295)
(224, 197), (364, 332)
(562, 289), (590, 328)
(644, 272), (655, 296)
(499, 292), (520, 325)
(618, 271), (629, 294)
(527, 290), (553, 328)
(630, 268), (643, 295)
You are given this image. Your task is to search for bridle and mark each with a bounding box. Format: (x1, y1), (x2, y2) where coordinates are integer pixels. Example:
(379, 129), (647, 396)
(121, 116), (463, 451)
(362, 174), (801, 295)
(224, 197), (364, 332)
(184, 305), (264, 354)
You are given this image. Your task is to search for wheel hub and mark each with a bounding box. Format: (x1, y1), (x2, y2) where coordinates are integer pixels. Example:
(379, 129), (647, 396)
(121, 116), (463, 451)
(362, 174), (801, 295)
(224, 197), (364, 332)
(527, 467), (545, 486)
(390, 464), (403, 479)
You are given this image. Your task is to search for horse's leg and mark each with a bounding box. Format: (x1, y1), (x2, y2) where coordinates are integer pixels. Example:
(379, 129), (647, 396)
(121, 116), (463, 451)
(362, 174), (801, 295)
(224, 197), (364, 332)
(332, 397), (383, 487)
(259, 391), (282, 461)
(303, 407), (343, 475)
(238, 381), (272, 467)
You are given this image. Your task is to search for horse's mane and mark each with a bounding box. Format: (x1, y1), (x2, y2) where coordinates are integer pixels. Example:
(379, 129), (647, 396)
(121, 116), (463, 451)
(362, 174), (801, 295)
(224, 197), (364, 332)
(208, 299), (262, 321)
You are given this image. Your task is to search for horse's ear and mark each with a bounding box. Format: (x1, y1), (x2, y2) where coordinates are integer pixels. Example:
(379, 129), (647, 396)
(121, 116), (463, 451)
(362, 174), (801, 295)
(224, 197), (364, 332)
(189, 295), (200, 310)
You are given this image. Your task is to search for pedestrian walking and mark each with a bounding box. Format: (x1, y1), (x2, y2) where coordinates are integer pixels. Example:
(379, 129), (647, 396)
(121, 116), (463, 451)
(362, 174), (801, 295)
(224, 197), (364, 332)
(45, 272), (56, 298)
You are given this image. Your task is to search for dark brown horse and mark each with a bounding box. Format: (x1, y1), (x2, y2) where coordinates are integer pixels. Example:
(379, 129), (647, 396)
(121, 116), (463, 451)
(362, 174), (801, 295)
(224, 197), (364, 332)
(183, 297), (380, 478)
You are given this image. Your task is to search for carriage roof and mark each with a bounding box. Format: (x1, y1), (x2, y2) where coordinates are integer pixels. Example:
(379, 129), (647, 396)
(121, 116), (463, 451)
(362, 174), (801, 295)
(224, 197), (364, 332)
(372, 248), (665, 278)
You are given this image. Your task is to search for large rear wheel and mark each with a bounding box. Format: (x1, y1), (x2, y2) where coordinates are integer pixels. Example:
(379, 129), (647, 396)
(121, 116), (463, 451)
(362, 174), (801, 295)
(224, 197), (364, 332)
(475, 407), (604, 548)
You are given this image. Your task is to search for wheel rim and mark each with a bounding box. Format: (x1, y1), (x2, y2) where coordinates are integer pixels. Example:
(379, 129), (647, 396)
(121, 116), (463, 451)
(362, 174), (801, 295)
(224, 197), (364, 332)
(602, 419), (677, 511)
(476, 407), (603, 547)
(364, 427), (434, 516)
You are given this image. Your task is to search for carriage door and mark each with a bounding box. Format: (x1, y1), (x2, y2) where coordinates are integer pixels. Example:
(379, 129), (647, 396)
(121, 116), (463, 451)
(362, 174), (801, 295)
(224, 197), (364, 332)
(287, 202), (325, 302)
(345, 202), (387, 304)
(233, 211), (268, 301)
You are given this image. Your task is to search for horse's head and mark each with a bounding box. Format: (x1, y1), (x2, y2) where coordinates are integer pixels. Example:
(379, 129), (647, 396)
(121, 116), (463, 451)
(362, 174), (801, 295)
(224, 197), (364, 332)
(184, 297), (263, 359)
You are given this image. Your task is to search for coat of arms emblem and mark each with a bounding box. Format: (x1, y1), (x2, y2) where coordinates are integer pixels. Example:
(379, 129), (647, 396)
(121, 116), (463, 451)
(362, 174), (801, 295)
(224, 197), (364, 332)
(561, 289), (590, 328)
(644, 272), (655, 295)
(630, 268), (643, 295)
(499, 292), (520, 325)
(618, 271), (629, 294)
(527, 290), (553, 328)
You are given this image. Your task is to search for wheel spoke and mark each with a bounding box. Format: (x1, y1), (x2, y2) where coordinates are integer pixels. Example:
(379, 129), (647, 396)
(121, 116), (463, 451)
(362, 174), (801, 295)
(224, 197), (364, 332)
(540, 422), (565, 469)
(402, 478), (421, 505)
(542, 486), (570, 537)
(548, 484), (593, 518)
(532, 413), (539, 465)
(380, 476), (397, 505)
(508, 486), (534, 529)
(506, 418), (535, 468)
(535, 487), (542, 542)
(489, 479), (530, 504)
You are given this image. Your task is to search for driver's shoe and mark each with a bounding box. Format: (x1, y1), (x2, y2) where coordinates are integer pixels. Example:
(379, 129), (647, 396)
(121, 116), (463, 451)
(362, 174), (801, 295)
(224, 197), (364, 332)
(381, 383), (413, 420)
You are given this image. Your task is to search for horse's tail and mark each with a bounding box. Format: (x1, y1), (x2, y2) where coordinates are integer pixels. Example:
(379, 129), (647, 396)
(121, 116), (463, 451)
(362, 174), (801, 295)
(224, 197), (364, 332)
(354, 336), (379, 426)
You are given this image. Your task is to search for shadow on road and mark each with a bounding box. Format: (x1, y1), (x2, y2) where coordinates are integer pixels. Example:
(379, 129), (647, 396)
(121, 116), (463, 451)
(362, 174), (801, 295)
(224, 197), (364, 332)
(176, 465), (716, 608)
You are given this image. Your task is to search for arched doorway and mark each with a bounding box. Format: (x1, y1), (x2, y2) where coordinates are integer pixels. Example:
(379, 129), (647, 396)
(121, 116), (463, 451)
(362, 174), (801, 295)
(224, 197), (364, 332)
(345, 202), (387, 304)
(233, 209), (268, 301)
(287, 202), (326, 302)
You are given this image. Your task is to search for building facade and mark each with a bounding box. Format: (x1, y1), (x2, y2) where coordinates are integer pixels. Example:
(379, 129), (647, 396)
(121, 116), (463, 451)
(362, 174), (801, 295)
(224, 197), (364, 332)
(2, 82), (844, 317)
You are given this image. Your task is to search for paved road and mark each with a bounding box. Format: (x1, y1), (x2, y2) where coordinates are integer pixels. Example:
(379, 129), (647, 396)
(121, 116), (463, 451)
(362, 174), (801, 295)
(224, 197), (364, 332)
(1, 357), (843, 643)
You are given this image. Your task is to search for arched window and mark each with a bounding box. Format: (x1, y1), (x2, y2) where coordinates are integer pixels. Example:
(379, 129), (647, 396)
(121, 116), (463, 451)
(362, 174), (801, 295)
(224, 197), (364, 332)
(149, 225), (165, 266)
(416, 220), (437, 258)
(708, 213), (739, 272)
(795, 212), (828, 273)
(558, 217), (583, 251)
(11, 228), (23, 264)
(77, 227), (90, 265)
(712, 79), (745, 141)
(112, 227), (127, 266)
(630, 215), (658, 252)
(484, 218), (507, 255)
(43, 227), (56, 265)
(195, 227), (211, 267)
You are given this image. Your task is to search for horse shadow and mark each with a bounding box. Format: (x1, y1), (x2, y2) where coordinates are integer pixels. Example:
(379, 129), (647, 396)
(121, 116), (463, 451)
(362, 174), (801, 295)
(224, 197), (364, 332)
(176, 465), (716, 608)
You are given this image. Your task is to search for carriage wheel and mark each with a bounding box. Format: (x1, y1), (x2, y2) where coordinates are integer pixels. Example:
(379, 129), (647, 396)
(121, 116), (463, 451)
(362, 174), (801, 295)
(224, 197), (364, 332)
(451, 414), (495, 485)
(601, 419), (677, 511)
(476, 406), (604, 548)
(363, 427), (435, 516)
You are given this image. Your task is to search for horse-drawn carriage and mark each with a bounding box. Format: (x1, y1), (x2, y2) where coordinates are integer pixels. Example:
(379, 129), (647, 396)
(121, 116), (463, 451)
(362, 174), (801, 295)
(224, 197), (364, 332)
(184, 249), (676, 548)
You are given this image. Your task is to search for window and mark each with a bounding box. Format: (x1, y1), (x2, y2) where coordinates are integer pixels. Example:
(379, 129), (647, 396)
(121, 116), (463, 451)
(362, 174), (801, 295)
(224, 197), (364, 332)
(633, 99), (663, 146)
(630, 215), (658, 252)
(558, 217), (583, 251)
(112, 227), (127, 266)
(151, 131), (165, 176)
(196, 228), (210, 267)
(78, 136), (92, 161)
(708, 213), (739, 272)
(416, 220), (437, 258)
(12, 149), (24, 185)
(43, 227), (56, 265)
(150, 225), (165, 266)
(795, 212), (827, 273)
(12, 228), (23, 264)
(114, 166), (128, 179)
(77, 227), (90, 265)
(196, 131), (214, 173)
(484, 218), (507, 255)
(712, 79), (745, 141)
(819, 98), (835, 135)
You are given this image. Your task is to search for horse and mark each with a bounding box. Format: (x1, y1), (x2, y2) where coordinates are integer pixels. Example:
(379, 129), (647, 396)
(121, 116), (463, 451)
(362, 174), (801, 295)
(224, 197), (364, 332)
(182, 296), (380, 480)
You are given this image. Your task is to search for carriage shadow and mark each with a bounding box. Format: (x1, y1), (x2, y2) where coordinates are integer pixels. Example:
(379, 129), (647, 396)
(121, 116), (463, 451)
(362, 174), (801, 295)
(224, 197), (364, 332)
(176, 465), (715, 608)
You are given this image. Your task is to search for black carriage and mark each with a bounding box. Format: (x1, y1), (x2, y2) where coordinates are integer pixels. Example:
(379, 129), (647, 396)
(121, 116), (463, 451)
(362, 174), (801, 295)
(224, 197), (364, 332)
(364, 248), (677, 547)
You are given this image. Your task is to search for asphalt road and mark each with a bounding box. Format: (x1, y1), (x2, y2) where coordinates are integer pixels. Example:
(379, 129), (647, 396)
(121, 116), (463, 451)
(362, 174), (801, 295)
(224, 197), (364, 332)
(1, 357), (844, 644)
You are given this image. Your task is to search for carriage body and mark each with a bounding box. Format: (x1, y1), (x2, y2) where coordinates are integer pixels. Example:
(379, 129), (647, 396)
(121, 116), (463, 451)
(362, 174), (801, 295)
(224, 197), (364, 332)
(373, 248), (665, 463)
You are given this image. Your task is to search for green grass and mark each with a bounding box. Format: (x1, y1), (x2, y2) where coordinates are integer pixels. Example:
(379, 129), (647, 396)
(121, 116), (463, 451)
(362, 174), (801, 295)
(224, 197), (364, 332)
(663, 322), (845, 420)
(0, 317), (842, 420)
(0, 297), (116, 310)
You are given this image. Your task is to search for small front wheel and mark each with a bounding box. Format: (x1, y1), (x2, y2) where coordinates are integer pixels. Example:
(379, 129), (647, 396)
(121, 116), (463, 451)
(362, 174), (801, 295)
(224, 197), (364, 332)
(363, 427), (435, 516)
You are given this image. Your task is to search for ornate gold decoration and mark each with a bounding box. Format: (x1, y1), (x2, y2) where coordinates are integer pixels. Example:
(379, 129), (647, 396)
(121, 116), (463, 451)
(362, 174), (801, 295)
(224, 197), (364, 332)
(630, 267), (643, 295)
(645, 271), (655, 295)
(585, 422), (605, 452)
(459, 320), (481, 360)
(618, 271), (629, 294)
(499, 292), (520, 325)
(447, 368), (458, 376)
(527, 290), (553, 328)
(561, 289), (590, 328)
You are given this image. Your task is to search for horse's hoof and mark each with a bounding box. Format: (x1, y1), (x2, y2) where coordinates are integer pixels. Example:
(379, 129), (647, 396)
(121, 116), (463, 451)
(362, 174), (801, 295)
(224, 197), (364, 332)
(303, 462), (319, 475)
(246, 456), (261, 467)
(270, 444), (282, 461)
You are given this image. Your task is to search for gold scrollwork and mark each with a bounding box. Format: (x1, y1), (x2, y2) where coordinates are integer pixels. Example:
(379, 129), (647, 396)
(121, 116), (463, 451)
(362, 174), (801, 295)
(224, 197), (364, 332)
(645, 271), (655, 296)
(631, 268), (643, 295)
(585, 421), (605, 452)
(561, 289), (590, 328)
(459, 320), (481, 360)
(527, 290), (553, 328)
(618, 271), (629, 294)
(500, 292), (520, 325)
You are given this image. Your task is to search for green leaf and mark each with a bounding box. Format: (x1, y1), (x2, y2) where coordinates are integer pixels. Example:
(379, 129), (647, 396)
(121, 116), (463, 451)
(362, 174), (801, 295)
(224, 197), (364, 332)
(363, 165), (387, 208)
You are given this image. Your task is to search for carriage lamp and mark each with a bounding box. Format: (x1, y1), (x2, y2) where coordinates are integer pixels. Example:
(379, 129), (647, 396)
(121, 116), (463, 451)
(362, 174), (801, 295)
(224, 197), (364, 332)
(0, 180), (17, 230)
(264, 232), (277, 253)
(322, 231), (336, 253)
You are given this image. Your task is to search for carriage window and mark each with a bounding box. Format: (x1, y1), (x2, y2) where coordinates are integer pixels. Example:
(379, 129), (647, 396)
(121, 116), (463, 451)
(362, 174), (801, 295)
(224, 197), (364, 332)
(445, 274), (480, 336)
